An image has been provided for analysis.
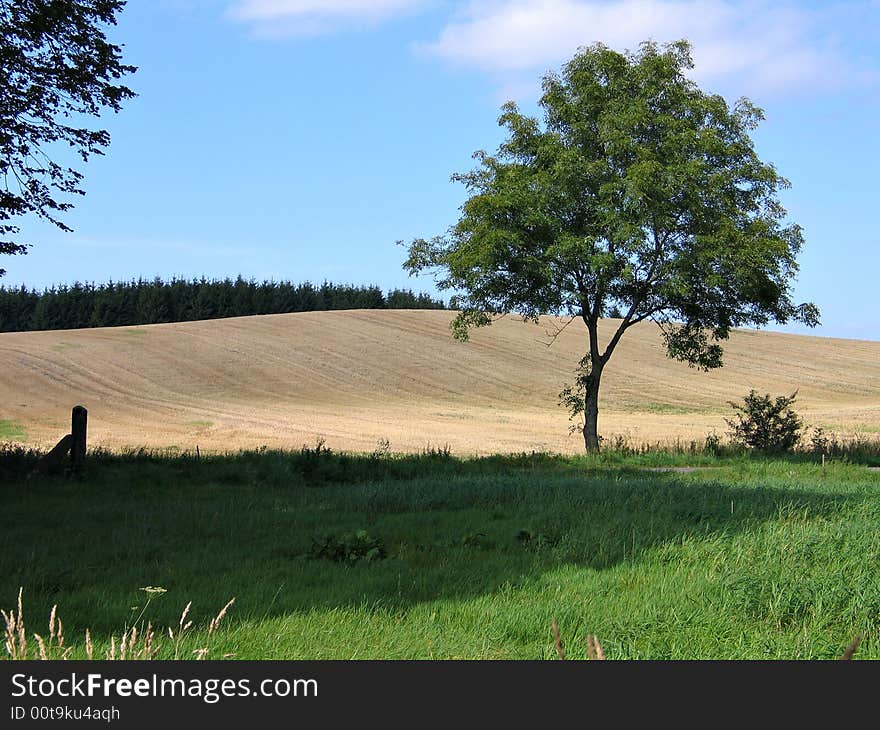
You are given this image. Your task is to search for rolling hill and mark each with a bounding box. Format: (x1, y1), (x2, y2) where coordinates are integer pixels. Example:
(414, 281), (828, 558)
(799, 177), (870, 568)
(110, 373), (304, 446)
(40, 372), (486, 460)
(1, 309), (878, 454)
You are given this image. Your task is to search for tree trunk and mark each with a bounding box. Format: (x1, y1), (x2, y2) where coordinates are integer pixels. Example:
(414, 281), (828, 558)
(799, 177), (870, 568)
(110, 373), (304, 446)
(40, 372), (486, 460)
(582, 366), (603, 452)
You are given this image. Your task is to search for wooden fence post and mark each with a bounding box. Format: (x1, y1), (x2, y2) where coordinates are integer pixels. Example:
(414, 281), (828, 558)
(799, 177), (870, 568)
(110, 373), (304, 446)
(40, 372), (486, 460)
(71, 405), (87, 467)
(30, 434), (73, 477)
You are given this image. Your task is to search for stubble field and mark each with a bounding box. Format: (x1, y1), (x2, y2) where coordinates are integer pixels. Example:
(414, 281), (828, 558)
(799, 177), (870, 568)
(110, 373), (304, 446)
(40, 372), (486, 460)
(1, 309), (879, 453)
(3, 312), (880, 660)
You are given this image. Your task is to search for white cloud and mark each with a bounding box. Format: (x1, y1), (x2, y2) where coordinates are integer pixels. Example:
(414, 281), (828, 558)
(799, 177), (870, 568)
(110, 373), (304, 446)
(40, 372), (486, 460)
(227, 0), (427, 36)
(417, 0), (869, 97)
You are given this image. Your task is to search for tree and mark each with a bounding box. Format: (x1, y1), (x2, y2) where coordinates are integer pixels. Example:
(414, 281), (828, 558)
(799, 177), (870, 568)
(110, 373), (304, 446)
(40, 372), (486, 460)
(1, 0), (135, 275)
(404, 40), (819, 451)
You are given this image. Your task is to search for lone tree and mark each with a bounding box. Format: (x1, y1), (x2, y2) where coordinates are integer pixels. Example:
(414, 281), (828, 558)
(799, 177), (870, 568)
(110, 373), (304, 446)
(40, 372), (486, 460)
(404, 40), (818, 451)
(1, 0), (135, 275)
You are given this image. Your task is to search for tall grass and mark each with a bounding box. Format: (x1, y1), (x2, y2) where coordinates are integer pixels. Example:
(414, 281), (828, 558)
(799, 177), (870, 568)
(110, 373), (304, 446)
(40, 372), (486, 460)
(2, 587), (235, 660)
(3, 443), (880, 659)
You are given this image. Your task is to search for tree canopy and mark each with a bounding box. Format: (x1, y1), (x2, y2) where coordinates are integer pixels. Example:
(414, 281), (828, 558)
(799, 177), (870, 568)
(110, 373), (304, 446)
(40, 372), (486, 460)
(404, 40), (818, 451)
(0, 0), (135, 274)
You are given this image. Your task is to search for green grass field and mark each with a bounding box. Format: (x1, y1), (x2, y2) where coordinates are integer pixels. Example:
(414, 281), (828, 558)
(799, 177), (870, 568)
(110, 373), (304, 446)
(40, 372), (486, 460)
(0, 420), (25, 441)
(2, 446), (880, 659)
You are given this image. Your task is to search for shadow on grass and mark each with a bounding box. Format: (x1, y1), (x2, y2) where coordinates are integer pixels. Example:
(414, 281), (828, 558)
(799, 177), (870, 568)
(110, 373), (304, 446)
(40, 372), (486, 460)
(0, 446), (874, 634)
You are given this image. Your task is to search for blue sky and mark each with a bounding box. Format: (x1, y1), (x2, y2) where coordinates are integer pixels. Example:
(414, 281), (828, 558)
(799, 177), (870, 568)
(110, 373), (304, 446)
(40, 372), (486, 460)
(4, 0), (879, 340)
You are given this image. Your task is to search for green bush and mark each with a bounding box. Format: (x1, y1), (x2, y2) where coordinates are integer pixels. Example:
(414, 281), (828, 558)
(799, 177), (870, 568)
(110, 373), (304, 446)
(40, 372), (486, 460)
(725, 390), (803, 453)
(308, 530), (386, 564)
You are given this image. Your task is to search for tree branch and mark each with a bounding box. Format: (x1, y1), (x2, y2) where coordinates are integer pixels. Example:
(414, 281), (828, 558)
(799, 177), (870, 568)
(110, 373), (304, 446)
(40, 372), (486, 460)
(539, 314), (578, 347)
(600, 227), (667, 362)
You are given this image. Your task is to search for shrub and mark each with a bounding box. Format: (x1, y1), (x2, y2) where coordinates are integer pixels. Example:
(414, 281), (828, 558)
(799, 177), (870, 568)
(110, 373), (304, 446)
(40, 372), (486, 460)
(309, 530), (386, 564)
(704, 431), (722, 455)
(725, 390), (803, 453)
(809, 426), (843, 456)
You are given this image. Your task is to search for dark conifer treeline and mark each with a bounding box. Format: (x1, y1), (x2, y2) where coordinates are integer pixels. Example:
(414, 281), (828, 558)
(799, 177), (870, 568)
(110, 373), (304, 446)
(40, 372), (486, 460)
(0, 277), (446, 332)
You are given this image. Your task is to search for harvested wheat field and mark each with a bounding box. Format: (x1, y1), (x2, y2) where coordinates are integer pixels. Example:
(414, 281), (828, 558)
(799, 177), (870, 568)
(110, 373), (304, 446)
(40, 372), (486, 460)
(1, 309), (879, 454)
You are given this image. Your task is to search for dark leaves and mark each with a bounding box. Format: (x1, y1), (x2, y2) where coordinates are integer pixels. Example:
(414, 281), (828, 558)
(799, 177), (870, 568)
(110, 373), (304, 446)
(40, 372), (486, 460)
(0, 0), (136, 263)
(660, 322), (724, 370)
(403, 39), (819, 357)
(725, 390), (804, 453)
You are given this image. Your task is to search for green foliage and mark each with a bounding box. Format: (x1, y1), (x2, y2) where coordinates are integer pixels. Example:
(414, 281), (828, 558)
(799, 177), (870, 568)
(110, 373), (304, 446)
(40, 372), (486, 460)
(726, 390), (803, 452)
(557, 355), (592, 433)
(404, 39), (819, 448)
(309, 530), (386, 564)
(405, 40), (818, 354)
(514, 529), (557, 551)
(805, 427), (880, 461)
(0, 1), (136, 273)
(704, 431), (722, 455)
(810, 427), (832, 455)
(0, 277), (446, 332)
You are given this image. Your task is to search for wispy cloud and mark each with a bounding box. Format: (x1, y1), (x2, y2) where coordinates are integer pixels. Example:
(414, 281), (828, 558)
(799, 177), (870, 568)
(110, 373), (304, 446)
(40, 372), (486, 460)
(226, 0), (428, 36)
(417, 0), (875, 98)
(219, 0), (877, 98)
